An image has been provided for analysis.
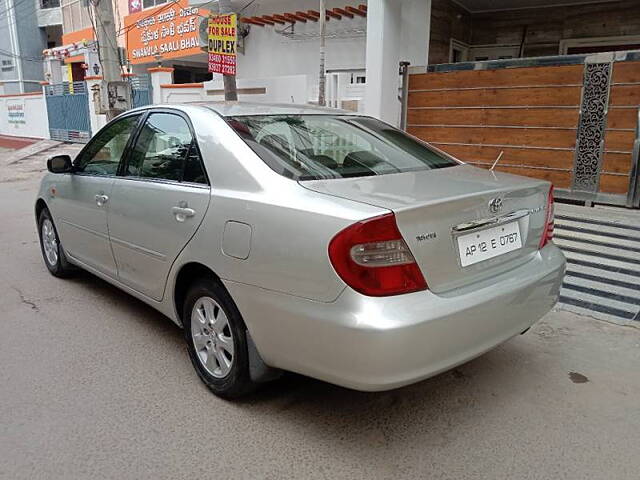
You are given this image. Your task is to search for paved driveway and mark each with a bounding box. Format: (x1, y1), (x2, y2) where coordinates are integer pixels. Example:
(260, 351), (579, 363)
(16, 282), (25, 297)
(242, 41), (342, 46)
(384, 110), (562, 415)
(1, 176), (639, 480)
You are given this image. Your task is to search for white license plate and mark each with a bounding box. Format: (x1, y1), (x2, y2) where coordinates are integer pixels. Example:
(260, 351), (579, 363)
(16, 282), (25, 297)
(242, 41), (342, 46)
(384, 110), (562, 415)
(457, 221), (522, 267)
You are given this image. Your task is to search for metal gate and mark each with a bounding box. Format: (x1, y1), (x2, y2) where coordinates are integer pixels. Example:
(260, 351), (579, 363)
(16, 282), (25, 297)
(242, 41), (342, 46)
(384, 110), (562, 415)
(45, 82), (91, 143)
(406, 51), (640, 208)
(130, 74), (152, 109)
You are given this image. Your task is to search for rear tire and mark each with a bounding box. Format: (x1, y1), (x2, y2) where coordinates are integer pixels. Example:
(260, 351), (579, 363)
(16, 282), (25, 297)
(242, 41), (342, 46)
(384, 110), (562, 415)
(38, 208), (75, 278)
(183, 277), (255, 398)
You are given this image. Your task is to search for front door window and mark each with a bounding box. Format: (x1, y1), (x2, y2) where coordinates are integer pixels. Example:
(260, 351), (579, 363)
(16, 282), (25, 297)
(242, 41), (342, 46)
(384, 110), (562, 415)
(74, 115), (140, 176)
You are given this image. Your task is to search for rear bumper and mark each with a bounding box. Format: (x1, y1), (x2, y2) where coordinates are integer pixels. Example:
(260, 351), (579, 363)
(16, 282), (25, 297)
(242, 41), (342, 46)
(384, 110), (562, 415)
(225, 244), (566, 391)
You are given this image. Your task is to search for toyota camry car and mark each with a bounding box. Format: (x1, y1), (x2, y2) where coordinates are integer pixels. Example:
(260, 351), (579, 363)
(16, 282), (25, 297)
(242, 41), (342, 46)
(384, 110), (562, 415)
(35, 103), (565, 397)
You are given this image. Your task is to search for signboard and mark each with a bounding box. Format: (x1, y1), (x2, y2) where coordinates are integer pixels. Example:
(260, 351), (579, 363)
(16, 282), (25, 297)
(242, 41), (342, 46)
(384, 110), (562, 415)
(207, 14), (237, 75)
(7, 100), (25, 126)
(124, 0), (208, 65)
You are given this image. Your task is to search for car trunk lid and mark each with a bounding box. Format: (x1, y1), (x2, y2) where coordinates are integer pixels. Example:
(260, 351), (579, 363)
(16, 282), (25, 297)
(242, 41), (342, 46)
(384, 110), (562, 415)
(302, 164), (551, 293)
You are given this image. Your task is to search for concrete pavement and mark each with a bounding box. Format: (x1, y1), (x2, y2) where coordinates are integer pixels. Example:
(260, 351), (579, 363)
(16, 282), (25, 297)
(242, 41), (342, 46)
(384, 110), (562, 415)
(1, 175), (639, 480)
(0, 140), (82, 183)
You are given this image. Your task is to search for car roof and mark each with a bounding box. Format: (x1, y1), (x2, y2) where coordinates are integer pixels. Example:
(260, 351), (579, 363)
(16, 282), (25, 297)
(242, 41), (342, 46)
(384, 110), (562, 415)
(137, 101), (359, 117)
(195, 101), (357, 117)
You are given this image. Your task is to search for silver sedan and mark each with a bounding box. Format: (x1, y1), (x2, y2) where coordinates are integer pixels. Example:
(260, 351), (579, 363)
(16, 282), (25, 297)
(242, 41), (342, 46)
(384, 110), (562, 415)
(35, 103), (565, 397)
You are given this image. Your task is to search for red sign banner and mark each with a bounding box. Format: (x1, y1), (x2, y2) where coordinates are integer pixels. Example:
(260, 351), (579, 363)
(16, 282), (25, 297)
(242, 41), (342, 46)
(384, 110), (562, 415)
(208, 53), (236, 75)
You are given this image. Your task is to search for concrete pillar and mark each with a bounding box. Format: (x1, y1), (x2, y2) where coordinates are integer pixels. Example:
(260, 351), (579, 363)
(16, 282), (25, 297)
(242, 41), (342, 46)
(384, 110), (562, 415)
(148, 67), (174, 104)
(402, 0), (432, 67)
(85, 76), (107, 133)
(364, 0), (402, 124)
(365, 0), (431, 125)
(40, 82), (51, 139)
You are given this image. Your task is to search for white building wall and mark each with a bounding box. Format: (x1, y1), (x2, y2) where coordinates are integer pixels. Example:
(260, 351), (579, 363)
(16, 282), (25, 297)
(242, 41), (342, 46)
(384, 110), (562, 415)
(137, 0), (431, 123)
(0, 93), (50, 139)
(401, 0), (432, 67)
(365, 0), (431, 125)
(236, 0), (367, 80)
(159, 75), (310, 105)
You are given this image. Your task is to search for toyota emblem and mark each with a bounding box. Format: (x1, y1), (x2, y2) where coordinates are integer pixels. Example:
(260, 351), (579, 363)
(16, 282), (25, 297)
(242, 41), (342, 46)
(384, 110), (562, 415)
(489, 197), (503, 214)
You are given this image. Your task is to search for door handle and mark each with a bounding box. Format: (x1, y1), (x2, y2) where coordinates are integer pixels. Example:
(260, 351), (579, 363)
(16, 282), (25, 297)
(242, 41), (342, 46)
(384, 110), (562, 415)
(95, 194), (109, 206)
(172, 205), (195, 222)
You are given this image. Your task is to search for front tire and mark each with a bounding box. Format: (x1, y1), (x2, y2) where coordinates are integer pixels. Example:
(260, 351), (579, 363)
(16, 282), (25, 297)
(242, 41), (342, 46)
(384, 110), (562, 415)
(38, 208), (75, 278)
(183, 278), (254, 398)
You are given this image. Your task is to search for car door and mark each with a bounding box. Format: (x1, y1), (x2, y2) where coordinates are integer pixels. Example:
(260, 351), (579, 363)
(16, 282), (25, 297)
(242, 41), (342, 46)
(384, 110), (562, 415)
(107, 111), (211, 301)
(53, 114), (141, 277)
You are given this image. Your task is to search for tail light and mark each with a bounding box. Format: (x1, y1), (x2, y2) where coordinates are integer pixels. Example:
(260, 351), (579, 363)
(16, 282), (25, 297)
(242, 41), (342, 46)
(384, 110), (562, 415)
(328, 213), (427, 296)
(539, 185), (554, 249)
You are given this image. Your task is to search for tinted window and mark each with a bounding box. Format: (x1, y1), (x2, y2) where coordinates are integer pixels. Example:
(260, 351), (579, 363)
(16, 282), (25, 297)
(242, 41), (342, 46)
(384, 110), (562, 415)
(75, 115), (140, 176)
(127, 113), (196, 182)
(227, 115), (458, 181)
(183, 146), (207, 184)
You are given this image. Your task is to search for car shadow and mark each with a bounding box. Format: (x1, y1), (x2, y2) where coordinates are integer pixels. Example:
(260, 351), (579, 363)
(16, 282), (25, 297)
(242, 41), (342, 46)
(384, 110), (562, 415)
(65, 269), (182, 337)
(230, 341), (535, 452)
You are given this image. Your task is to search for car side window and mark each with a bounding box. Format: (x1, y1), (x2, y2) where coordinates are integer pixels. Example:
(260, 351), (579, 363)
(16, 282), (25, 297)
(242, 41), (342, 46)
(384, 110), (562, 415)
(74, 115), (140, 176)
(126, 113), (205, 183)
(182, 144), (207, 184)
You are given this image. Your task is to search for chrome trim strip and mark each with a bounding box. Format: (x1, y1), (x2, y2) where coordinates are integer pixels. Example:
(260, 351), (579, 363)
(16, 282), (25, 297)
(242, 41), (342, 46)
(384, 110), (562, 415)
(62, 219), (166, 260)
(60, 219), (109, 241)
(109, 236), (167, 261)
(113, 176), (211, 190)
(451, 209), (530, 235)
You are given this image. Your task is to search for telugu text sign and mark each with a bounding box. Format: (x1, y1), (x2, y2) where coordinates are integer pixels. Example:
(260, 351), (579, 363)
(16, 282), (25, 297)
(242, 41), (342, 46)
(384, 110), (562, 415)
(124, 0), (207, 65)
(7, 100), (25, 126)
(208, 14), (237, 75)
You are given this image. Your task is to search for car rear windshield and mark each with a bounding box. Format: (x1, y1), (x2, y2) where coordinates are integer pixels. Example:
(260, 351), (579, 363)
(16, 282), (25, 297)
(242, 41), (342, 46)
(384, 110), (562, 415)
(226, 115), (458, 180)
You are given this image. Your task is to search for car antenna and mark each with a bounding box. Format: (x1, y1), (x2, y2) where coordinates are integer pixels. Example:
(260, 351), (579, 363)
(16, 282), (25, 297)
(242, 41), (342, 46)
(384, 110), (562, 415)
(490, 150), (504, 171)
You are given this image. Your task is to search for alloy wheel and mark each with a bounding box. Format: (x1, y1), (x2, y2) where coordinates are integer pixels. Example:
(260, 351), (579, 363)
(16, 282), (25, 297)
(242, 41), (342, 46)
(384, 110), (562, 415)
(41, 218), (59, 267)
(191, 296), (235, 378)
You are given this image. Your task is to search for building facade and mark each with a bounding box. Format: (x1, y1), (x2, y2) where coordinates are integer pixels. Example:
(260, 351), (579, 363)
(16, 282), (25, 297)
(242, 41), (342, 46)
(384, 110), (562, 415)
(0, 0), (62, 94)
(0, 0), (637, 206)
(430, 0), (640, 64)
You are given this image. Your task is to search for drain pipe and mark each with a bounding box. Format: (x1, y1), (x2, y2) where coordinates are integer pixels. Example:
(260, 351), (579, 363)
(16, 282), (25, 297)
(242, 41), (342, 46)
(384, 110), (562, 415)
(399, 61), (411, 131)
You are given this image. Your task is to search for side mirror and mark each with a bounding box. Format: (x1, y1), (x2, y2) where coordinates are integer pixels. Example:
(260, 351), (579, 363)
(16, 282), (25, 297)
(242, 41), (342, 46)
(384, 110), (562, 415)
(47, 155), (73, 174)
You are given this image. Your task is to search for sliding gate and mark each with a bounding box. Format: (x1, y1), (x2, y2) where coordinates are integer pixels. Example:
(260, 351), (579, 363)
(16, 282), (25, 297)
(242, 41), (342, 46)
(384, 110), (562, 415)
(407, 51), (640, 207)
(45, 82), (92, 143)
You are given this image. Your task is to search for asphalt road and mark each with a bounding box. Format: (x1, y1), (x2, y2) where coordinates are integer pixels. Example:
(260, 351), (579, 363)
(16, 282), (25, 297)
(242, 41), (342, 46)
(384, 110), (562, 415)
(1, 176), (640, 480)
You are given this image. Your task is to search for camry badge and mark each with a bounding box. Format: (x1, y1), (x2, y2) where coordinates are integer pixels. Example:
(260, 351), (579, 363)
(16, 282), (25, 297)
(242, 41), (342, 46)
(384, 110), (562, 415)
(488, 197), (503, 214)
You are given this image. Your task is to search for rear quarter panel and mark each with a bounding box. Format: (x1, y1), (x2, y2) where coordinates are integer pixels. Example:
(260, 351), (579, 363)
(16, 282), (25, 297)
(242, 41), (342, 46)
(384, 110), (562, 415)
(166, 106), (387, 312)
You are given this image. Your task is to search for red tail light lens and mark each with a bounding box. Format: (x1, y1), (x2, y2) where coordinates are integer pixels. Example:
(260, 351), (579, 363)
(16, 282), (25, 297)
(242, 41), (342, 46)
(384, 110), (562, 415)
(539, 185), (554, 249)
(328, 213), (428, 296)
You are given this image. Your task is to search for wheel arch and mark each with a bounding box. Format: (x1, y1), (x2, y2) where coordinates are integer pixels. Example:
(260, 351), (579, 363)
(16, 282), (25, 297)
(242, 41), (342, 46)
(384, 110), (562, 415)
(172, 260), (281, 384)
(173, 262), (222, 326)
(35, 198), (48, 224)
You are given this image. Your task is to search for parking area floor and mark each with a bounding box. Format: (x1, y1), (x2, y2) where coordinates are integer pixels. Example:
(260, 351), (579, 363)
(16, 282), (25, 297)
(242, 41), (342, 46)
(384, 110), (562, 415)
(1, 176), (640, 479)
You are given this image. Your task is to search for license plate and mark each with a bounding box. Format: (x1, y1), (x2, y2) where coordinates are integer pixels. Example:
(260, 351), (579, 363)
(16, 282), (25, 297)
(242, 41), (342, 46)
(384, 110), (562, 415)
(457, 221), (522, 267)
